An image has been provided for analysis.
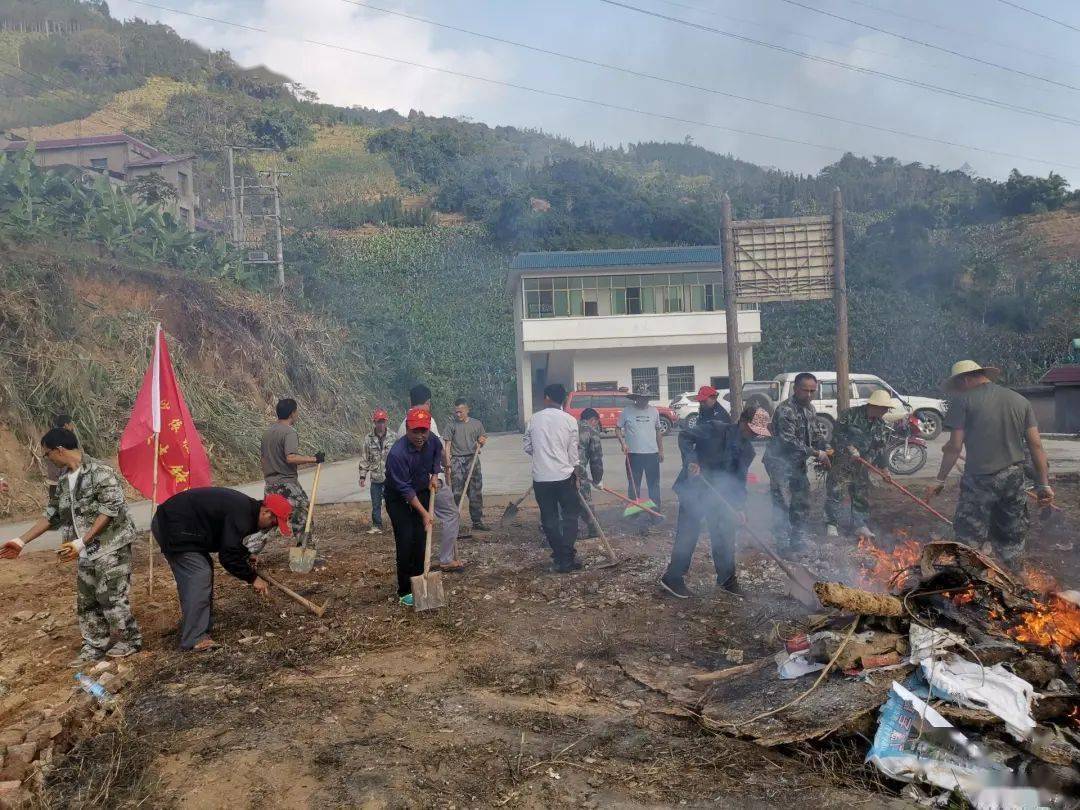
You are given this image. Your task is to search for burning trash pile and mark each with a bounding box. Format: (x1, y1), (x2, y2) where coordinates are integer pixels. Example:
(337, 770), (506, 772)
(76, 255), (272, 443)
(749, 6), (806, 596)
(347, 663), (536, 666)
(802, 540), (1080, 807)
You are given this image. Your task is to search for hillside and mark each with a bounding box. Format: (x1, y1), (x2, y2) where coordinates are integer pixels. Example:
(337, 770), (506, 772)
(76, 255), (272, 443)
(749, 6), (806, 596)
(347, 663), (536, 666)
(1, 0), (1078, 498)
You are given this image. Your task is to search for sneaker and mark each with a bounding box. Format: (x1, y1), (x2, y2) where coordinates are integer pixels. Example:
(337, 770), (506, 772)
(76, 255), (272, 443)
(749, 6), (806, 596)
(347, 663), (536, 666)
(825, 524), (839, 537)
(472, 522), (492, 532)
(399, 593), (414, 607)
(68, 647), (105, 668)
(106, 641), (141, 658)
(659, 574), (693, 599)
(367, 526), (382, 534)
(716, 575), (742, 594)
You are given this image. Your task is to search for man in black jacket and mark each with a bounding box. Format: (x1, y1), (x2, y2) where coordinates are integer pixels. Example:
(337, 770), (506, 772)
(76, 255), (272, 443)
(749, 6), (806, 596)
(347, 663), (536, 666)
(152, 488), (292, 651)
(660, 406), (770, 599)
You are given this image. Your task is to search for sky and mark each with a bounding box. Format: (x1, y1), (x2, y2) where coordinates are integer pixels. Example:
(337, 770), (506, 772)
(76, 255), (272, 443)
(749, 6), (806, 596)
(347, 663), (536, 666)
(108, 0), (1080, 182)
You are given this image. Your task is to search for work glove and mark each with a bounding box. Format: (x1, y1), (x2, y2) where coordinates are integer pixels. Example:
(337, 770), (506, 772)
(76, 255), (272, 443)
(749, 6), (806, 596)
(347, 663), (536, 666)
(926, 481), (945, 500)
(1035, 484), (1055, 506)
(847, 445), (860, 459)
(58, 537), (85, 562)
(314, 451), (326, 464)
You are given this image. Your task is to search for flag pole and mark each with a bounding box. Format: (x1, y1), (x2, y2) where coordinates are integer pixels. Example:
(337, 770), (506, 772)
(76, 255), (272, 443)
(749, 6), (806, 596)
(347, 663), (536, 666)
(148, 322), (162, 597)
(149, 429), (159, 596)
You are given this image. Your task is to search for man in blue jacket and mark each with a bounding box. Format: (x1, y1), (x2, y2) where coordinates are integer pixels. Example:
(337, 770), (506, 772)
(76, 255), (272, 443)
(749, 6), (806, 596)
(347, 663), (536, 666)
(660, 406), (771, 599)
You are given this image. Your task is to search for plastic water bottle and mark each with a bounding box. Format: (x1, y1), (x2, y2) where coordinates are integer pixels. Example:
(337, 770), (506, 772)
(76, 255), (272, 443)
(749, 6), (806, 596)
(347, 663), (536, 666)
(74, 673), (112, 703)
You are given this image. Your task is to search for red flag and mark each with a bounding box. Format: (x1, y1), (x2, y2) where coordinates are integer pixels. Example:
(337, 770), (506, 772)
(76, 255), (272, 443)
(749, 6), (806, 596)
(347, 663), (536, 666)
(119, 325), (212, 503)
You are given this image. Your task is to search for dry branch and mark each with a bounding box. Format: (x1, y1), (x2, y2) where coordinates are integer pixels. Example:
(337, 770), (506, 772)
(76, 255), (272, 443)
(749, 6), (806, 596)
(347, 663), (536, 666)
(814, 582), (903, 617)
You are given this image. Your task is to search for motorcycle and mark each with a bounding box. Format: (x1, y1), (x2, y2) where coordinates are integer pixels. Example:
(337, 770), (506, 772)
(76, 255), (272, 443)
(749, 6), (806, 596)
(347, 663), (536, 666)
(885, 414), (928, 475)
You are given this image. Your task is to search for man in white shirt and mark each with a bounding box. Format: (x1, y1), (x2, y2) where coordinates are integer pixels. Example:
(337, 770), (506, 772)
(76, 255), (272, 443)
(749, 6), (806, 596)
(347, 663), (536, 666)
(398, 384), (463, 572)
(523, 383), (581, 573)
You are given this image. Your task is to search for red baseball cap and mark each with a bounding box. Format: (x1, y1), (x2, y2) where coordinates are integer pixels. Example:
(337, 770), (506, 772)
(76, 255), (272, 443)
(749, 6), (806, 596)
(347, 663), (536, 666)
(372, 408), (388, 422)
(262, 493), (293, 537)
(694, 385), (719, 402)
(405, 406), (432, 431)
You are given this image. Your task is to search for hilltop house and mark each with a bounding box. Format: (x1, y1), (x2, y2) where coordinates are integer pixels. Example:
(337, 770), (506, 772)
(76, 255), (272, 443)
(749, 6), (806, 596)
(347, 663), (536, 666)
(509, 246), (761, 427)
(2, 133), (198, 229)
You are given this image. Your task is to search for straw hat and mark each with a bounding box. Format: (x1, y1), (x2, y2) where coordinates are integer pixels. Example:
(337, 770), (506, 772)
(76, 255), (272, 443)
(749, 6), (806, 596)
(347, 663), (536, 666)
(625, 391), (652, 402)
(867, 389), (898, 409)
(943, 360), (1000, 390)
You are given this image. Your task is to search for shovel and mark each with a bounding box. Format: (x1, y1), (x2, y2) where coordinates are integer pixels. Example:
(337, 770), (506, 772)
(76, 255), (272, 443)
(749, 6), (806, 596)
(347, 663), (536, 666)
(260, 572), (327, 617)
(696, 475), (818, 608)
(411, 488), (446, 611)
(577, 492), (620, 568)
(289, 463), (322, 574)
(499, 485), (533, 526)
(457, 447), (483, 519)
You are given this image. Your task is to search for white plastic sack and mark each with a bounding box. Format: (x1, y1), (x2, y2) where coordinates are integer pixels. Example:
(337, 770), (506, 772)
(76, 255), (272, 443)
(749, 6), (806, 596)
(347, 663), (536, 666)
(909, 624), (965, 664)
(920, 654), (1036, 741)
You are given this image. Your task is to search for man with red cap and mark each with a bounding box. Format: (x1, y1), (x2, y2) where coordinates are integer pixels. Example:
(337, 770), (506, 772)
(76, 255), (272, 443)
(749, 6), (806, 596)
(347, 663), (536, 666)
(151, 487), (291, 651)
(358, 408), (397, 535)
(693, 385), (731, 427)
(384, 406), (444, 606)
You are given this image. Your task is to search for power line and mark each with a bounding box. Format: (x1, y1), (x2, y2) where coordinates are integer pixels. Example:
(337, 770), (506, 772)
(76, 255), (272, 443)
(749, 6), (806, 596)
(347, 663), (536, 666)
(769, 0), (1080, 91)
(595, 0), (1080, 126)
(994, 0), (1080, 34)
(336, 0), (1080, 170)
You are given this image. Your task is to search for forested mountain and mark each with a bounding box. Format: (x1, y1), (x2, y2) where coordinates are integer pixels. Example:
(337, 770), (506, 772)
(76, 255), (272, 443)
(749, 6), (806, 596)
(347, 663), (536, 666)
(1, 0), (1078, 478)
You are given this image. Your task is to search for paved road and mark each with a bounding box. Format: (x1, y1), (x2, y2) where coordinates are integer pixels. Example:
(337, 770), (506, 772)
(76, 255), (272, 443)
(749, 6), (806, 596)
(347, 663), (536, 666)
(4, 432), (1077, 552)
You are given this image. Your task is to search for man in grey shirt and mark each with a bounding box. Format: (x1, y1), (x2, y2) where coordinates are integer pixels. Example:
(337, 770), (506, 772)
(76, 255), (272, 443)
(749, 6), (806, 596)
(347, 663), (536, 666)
(447, 398), (489, 532)
(616, 392), (664, 510)
(928, 360), (1053, 563)
(261, 398), (323, 537)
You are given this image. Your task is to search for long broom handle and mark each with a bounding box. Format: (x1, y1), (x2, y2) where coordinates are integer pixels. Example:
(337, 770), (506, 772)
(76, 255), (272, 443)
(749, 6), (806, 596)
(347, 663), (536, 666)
(693, 475), (805, 584)
(577, 492), (618, 562)
(597, 485), (664, 518)
(852, 456), (953, 525)
(422, 487), (436, 575)
(457, 447), (482, 518)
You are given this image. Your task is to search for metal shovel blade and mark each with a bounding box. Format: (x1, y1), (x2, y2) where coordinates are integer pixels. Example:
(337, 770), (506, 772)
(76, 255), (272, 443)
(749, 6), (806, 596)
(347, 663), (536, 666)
(289, 533), (316, 574)
(410, 571), (446, 612)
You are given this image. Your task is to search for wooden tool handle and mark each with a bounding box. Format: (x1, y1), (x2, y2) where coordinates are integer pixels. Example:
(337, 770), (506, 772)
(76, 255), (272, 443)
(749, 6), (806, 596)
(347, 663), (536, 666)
(260, 572), (326, 617)
(597, 486), (664, 519)
(513, 485), (533, 507)
(303, 463), (323, 536)
(422, 487), (436, 575)
(577, 492), (618, 563)
(853, 456), (953, 525)
(457, 448), (482, 518)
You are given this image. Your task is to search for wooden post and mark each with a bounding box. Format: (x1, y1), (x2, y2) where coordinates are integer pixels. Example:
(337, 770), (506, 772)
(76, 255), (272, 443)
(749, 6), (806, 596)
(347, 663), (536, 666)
(832, 187), (850, 412)
(271, 170), (285, 289)
(226, 146), (239, 244)
(721, 193), (744, 415)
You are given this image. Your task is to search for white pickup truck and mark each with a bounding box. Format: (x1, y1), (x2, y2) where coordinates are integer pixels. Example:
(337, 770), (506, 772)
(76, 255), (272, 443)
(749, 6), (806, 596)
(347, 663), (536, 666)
(738, 372), (948, 441)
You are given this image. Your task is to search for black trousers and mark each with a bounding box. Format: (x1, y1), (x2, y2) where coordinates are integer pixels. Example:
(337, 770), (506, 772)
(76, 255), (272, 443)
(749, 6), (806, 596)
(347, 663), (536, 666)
(533, 477), (579, 565)
(386, 488), (430, 596)
(665, 485), (736, 584)
(627, 453), (661, 508)
(163, 551), (215, 650)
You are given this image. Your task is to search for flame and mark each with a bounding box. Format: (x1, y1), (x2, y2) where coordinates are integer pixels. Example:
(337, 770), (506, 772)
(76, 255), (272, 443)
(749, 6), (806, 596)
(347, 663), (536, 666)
(1006, 595), (1080, 651)
(857, 536), (922, 591)
(1069, 706), (1079, 728)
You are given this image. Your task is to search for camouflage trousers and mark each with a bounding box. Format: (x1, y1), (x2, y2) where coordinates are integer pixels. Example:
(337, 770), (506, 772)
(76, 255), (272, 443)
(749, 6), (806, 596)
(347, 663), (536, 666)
(764, 454), (811, 548)
(954, 463), (1029, 561)
(265, 479), (311, 540)
(824, 463), (871, 529)
(577, 479), (600, 536)
(76, 544), (141, 654)
(451, 456), (484, 526)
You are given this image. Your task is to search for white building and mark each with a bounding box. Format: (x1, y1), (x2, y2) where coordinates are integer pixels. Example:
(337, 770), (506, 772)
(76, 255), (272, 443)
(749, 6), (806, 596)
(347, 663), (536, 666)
(509, 246), (762, 426)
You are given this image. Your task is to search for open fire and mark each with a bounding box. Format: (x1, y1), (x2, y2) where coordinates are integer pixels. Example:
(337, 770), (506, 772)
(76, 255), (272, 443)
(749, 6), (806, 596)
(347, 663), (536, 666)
(1006, 593), (1080, 650)
(856, 536), (922, 591)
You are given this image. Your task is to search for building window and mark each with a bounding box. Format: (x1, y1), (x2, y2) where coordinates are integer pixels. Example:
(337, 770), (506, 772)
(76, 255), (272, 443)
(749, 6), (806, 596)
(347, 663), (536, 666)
(580, 381), (617, 391)
(631, 367), (659, 398)
(177, 170), (189, 195)
(89, 157), (107, 170)
(710, 376), (730, 390)
(667, 366), (695, 399)
(523, 270), (728, 318)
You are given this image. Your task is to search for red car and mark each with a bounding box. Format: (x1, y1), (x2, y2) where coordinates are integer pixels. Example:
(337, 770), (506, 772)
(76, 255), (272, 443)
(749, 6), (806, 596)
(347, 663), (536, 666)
(563, 390), (677, 435)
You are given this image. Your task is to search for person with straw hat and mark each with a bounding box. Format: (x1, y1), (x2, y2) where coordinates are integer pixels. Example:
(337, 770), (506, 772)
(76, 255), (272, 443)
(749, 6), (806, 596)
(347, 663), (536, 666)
(660, 405), (772, 599)
(825, 388), (897, 540)
(928, 360), (1053, 563)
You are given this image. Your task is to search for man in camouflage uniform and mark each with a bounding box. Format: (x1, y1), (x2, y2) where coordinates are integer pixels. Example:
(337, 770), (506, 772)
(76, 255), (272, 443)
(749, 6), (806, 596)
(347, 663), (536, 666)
(261, 398), (323, 539)
(576, 408), (605, 538)
(763, 373), (830, 551)
(2, 428), (141, 667)
(358, 408), (397, 534)
(825, 389), (896, 539)
(447, 399), (489, 532)
(928, 361), (1053, 563)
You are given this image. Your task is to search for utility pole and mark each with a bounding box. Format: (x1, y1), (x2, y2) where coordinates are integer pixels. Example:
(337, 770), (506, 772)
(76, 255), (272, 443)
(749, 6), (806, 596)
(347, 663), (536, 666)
(226, 146), (239, 244)
(720, 192), (744, 415)
(270, 170), (285, 288)
(833, 187), (851, 412)
(238, 175), (246, 245)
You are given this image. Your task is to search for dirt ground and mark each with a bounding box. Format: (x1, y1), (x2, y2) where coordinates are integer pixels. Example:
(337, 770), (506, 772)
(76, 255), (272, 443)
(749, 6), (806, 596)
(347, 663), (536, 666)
(1, 477), (1076, 809)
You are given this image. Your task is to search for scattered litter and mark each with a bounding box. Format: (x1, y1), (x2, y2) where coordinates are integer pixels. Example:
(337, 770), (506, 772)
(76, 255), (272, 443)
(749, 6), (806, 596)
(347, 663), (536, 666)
(775, 649), (825, 680)
(920, 654), (1036, 741)
(908, 624), (964, 663)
